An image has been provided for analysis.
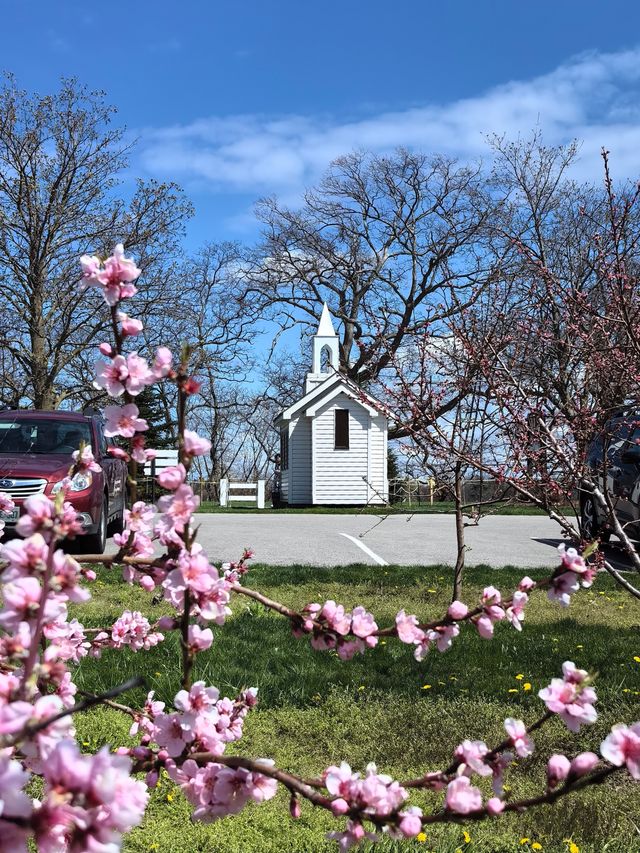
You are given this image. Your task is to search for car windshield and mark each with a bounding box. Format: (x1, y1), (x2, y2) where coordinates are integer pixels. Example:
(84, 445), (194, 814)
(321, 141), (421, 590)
(0, 418), (92, 455)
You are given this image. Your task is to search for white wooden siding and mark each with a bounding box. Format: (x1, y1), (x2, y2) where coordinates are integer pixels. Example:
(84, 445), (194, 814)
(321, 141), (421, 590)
(368, 415), (387, 503)
(288, 415), (312, 504)
(312, 394), (370, 504)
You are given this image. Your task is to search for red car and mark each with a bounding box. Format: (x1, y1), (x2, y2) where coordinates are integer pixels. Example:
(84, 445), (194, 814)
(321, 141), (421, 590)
(0, 409), (128, 553)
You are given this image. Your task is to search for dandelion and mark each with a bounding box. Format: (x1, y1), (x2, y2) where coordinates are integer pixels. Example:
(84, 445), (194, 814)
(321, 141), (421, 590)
(422, 684), (432, 690)
(508, 688), (518, 693)
(166, 793), (174, 802)
(462, 829), (471, 843)
(520, 839), (531, 845)
(564, 840), (580, 853)
(532, 844), (543, 851)
(523, 682), (532, 691)
(416, 832), (427, 843)
(515, 674), (525, 680)
(634, 656), (640, 663)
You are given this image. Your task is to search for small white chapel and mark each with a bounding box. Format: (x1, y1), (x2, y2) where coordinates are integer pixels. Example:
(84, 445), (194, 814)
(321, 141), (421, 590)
(273, 304), (389, 506)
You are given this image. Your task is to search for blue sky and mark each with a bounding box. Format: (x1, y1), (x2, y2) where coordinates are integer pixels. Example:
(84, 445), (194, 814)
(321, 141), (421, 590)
(2, 0), (640, 248)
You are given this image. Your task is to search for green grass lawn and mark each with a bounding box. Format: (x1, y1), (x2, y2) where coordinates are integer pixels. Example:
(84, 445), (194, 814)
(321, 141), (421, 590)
(70, 563), (640, 853)
(195, 501), (576, 516)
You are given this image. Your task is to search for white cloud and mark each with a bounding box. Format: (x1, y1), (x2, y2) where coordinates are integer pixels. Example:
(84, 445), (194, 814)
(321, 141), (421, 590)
(136, 46), (640, 201)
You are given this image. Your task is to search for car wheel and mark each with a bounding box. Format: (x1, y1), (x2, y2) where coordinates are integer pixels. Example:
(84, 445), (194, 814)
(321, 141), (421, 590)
(84, 496), (108, 554)
(581, 495), (611, 542)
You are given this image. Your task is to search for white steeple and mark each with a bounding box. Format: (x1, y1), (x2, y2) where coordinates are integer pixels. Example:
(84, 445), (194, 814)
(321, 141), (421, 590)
(306, 302), (340, 392)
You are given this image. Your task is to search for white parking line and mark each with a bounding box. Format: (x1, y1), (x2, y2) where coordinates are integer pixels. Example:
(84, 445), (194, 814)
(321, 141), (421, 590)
(339, 533), (388, 566)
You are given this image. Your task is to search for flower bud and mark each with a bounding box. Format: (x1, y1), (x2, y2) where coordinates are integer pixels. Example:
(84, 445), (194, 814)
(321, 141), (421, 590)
(99, 342), (114, 356)
(330, 797), (349, 816)
(290, 795), (301, 819)
(569, 752), (599, 778)
(140, 575), (155, 592)
(547, 753), (571, 788)
(486, 797), (505, 815)
(448, 600), (469, 620)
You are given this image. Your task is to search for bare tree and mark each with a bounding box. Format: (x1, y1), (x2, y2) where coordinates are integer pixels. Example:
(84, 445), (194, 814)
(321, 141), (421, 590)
(249, 149), (499, 422)
(0, 76), (192, 409)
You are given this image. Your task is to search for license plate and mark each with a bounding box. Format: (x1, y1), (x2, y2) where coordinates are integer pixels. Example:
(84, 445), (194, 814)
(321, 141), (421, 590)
(0, 509), (18, 523)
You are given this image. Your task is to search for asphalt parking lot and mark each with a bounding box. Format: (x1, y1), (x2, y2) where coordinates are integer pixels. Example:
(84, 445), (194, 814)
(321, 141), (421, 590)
(148, 512), (567, 569)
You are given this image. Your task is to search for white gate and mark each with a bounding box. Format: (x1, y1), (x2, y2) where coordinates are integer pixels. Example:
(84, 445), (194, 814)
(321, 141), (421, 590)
(219, 479), (265, 509)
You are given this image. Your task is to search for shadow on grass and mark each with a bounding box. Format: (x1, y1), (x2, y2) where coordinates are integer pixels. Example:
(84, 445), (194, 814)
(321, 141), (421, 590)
(73, 606), (640, 717)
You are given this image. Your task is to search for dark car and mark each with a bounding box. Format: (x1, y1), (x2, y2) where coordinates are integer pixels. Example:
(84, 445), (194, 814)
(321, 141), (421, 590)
(581, 413), (640, 542)
(0, 409), (128, 553)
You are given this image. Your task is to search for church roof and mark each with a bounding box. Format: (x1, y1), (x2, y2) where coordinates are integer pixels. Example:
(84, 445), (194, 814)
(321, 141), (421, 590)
(273, 370), (388, 424)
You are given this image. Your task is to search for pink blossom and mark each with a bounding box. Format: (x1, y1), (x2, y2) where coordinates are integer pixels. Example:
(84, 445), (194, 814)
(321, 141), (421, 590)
(124, 501), (155, 532)
(80, 244), (141, 305)
(183, 429), (212, 457)
(110, 610), (164, 651)
(157, 463), (187, 489)
(189, 624), (214, 651)
(427, 623), (459, 652)
(548, 570), (580, 607)
(152, 346), (173, 379)
(94, 352), (153, 397)
(154, 712), (195, 757)
(118, 310), (144, 336)
(71, 444), (102, 473)
(518, 576), (536, 592)
(475, 614), (495, 639)
(1, 533), (48, 577)
(538, 661), (598, 732)
(504, 718), (534, 757)
(104, 403), (149, 438)
(321, 600), (351, 636)
(505, 590), (528, 630)
(455, 739), (492, 777)
(547, 753), (570, 788)
(0, 491), (16, 514)
(15, 494), (54, 538)
(448, 600), (469, 620)
(445, 775), (482, 814)
(157, 484), (199, 532)
(397, 806), (423, 838)
(395, 610), (425, 645)
(600, 722), (640, 778)
(98, 341), (114, 356)
(351, 605), (378, 638)
(174, 681), (220, 715)
(36, 740), (148, 851)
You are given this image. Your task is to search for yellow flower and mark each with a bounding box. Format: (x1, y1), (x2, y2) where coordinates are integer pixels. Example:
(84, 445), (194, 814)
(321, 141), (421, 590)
(422, 684), (432, 690)
(532, 844), (543, 851)
(416, 832), (427, 843)
(564, 840), (580, 853)
(515, 674), (525, 680)
(166, 793), (173, 802)
(634, 656), (640, 663)
(523, 682), (532, 691)
(358, 686), (365, 691)
(427, 588), (437, 593)
(576, 644), (583, 649)
(149, 845), (159, 851)
(508, 688), (518, 693)
(520, 839), (531, 845)
(462, 829), (471, 843)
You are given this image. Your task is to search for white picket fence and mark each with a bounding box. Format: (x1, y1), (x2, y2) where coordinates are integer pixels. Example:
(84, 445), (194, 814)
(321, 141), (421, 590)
(219, 478), (265, 509)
